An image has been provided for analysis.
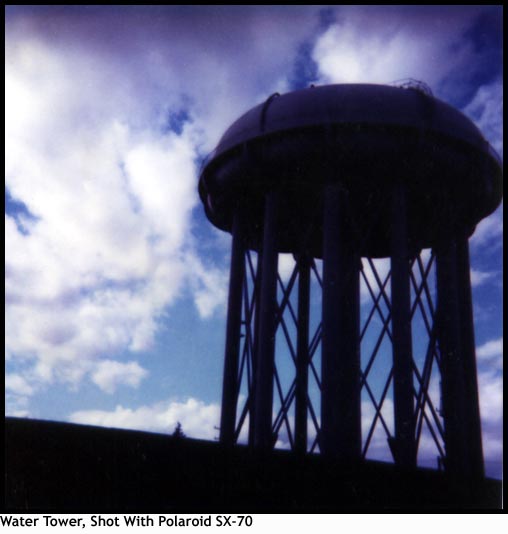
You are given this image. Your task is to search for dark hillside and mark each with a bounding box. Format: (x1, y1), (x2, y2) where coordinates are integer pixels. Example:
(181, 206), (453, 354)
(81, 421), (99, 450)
(4, 417), (502, 511)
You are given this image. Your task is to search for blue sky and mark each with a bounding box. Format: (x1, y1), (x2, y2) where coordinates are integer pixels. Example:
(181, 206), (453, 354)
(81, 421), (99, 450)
(5, 6), (503, 478)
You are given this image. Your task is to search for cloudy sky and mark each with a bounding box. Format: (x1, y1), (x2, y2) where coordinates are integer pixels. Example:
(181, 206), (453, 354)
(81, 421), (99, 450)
(5, 6), (503, 478)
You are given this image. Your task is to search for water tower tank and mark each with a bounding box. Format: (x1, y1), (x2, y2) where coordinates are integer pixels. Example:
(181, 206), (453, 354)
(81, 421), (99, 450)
(199, 83), (502, 257)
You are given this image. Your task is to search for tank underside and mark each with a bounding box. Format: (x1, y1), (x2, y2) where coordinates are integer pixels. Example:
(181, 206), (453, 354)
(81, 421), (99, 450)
(200, 121), (502, 257)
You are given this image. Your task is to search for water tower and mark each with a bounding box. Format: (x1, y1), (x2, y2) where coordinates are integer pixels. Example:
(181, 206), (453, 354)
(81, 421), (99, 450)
(198, 82), (502, 479)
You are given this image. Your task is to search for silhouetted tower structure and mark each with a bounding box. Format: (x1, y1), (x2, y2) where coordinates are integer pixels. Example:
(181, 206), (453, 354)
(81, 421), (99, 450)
(198, 83), (502, 479)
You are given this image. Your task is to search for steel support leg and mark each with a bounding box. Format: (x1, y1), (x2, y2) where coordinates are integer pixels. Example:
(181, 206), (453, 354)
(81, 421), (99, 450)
(456, 234), (484, 478)
(435, 236), (468, 475)
(437, 232), (484, 478)
(253, 191), (279, 450)
(321, 184), (361, 460)
(390, 183), (416, 467)
(248, 248), (262, 447)
(220, 211), (245, 445)
(295, 254), (311, 455)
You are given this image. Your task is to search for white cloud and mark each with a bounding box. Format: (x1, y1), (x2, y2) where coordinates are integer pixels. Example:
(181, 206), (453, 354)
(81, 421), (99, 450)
(185, 254), (229, 319)
(123, 134), (198, 252)
(4, 38), (228, 394)
(5, 374), (35, 396)
(470, 269), (496, 287)
(311, 9), (478, 91)
(470, 206), (503, 249)
(5, 8), (322, 400)
(477, 367), (503, 465)
(278, 253), (297, 283)
(477, 337), (503, 372)
(360, 258), (391, 304)
(477, 337), (503, 359)
(91, 360), (148, 394)
(478, 369), (503, 425)
(5, 374), (34, 419)
(69, 397), (221, 440)
(463, 79), (503, 158)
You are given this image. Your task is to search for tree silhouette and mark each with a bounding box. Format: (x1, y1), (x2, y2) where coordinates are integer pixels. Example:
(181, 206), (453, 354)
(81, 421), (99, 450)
(172, 421), (186, 439)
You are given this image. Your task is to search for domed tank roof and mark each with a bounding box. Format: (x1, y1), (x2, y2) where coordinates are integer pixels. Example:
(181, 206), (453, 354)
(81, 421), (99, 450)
(213, 84), (485, 159)
(199, 83), (503, 257)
